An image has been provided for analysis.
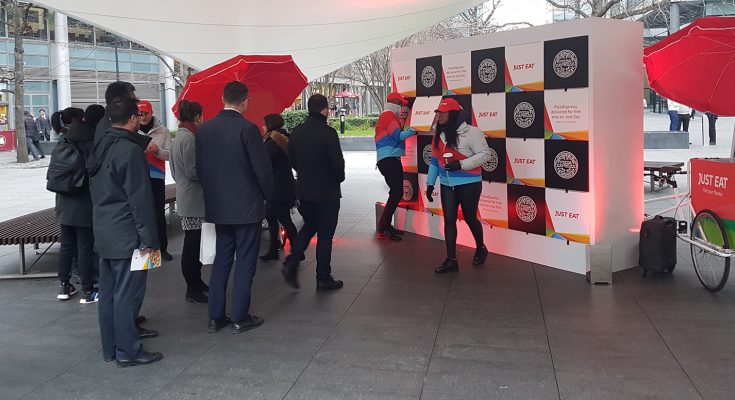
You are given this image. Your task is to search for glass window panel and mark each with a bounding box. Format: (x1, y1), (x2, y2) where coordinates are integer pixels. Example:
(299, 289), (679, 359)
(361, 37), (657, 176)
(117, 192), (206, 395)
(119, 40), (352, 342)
(116, 51), (131, 62)
(95, 49), (116, 61)
(26, 81), (50, 92)
(131, 52), (157, 63)
(132, 62), (157, 73)
(0, 54), (7, 65)
(24, 43), (48, 55)
(32, 95), (49, 106)
(95, 28), (130, 48)
(24, 54), (48, 67)
(118, 62), (132, 72)
(0, 9), (7, 38)
(96, 59), (118, 72)
(13, 7), (48, 40)
(70, 57), (95, 70)
(67, 18), (93, 44)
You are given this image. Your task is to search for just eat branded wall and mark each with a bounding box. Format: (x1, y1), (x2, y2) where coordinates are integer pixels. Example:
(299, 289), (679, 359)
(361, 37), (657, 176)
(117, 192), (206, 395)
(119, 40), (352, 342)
(390, 18), (644, 274)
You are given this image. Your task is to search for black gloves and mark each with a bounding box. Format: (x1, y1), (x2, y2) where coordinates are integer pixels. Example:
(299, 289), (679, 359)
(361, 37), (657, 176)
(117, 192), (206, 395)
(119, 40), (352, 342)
(445, 160), (461, 171)
(426, 185), (435, 202)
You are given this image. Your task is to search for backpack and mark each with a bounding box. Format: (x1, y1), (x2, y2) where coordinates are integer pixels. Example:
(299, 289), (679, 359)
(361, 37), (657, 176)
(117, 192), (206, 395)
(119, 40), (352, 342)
(46, 138), (88, 195)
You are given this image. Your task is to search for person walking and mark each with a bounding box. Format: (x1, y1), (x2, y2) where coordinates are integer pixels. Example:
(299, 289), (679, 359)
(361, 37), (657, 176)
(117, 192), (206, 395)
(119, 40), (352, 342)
(374, 92), (416, 241)
(170, 100), (209, 304)
(24, 110), (44, 159)
(138, 100), (173, 262)
(196, 81), (273, 334)
(37, 108), (52, 141)
(425, 98), (491, 274)
(667, 99), (680, 131)
(677, 102), (693, 132)
(87, 96), (162, 367)
(259, 114), (298, 261)
(281, 94), (345, 292)
(706, 112), (718, 145)
(54, 106), (104, 303)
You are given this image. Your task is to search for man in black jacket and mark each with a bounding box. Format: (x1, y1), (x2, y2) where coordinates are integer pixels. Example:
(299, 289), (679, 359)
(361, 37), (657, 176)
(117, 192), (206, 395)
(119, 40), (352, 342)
(282, 94), (345, 292)
(196, 81), (273, 334)
(87, 96), (162, 367)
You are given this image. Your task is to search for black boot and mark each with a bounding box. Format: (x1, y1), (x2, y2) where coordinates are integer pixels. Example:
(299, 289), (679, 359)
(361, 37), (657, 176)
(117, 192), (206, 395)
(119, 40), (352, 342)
(472, 246), (488, 266)
(185, 290), (208, 303)
(316, 275), (344, 292)
(434, 258), (459, 274)
(260, 250), (279, 261)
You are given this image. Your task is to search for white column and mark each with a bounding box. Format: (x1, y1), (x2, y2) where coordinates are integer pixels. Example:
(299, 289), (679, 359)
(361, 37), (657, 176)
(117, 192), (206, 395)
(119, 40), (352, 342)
(52, 12), (71, 112)
(160, 56), (178, 131)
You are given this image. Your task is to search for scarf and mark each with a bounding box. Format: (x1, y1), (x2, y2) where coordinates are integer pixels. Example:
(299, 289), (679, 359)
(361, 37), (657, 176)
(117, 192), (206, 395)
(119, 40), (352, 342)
(384, 102), (402, 117)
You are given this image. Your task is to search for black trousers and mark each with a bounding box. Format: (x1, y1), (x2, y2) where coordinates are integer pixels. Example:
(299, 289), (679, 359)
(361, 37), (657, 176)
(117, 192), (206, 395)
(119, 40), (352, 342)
(377, 157), (403, 230)
(150, 178), (168, 252)
(181, 228), (203, 292)
(265, 202), (297, 252)
(708, 114), (718, 144)
(287, 199), (340, 280)
(98, 258), (147, 360)
(440, 182), (484, 259)
(208, 223), (260, 322)
(678, 114), (691, 132)
(57, 225), (94, 291)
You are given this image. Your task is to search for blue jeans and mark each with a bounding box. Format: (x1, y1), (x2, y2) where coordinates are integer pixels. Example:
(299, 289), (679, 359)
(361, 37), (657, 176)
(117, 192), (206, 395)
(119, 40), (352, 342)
(668, 111), (680, 131)
(25, 137), (40, 159)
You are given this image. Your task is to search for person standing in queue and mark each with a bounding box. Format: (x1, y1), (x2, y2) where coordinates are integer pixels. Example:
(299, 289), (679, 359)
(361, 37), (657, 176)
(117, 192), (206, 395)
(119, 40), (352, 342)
(170, 100), (209, 303)
(196, 81), (273, 334)
(137, 100), (173, 262)
(374, 92), (416, 241)
(87, 96), (162, 367)
(425, 98), (491, 273)
(281, 94), (345, 292)
(259, 114), (298, 261)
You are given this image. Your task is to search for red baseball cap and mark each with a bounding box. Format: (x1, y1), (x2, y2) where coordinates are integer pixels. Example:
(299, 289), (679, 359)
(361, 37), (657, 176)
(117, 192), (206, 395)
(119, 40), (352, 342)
(435, 98), (462, 113)
(386, 92), (408, 106)
(138, 100), (153, 113)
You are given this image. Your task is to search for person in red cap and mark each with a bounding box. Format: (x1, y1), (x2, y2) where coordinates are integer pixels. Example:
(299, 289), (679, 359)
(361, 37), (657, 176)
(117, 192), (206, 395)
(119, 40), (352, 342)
(138, 100), (174, 262)
(374, 92), (416, 240)
(426, 97), (491, 273)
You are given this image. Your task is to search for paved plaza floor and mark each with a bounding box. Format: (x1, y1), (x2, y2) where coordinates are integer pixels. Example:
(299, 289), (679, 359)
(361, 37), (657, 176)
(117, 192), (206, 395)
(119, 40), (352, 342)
(1, 113), (735, 399)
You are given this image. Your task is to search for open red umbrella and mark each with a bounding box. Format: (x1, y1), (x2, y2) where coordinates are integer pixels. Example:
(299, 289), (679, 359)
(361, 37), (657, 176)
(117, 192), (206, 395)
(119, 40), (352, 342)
(644, 16), (735, 116)
(173, 55), (308, 129)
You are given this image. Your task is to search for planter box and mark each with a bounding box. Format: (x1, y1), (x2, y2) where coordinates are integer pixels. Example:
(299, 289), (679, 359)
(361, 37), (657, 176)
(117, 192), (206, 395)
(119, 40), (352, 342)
(644, 131), (689, 149)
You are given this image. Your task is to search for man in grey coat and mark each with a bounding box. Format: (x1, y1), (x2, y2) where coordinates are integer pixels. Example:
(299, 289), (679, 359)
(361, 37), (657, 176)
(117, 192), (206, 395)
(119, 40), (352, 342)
(196, 81), (273, 334)
(87, 96), (162, 367)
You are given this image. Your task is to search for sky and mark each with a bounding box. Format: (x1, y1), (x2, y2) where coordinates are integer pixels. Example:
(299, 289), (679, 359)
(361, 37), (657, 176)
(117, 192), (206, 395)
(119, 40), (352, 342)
(492, 0), (549, 27)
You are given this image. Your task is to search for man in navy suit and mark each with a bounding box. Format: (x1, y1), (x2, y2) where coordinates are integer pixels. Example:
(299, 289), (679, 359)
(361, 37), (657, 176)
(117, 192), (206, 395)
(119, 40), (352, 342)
(196, 81), (273, 334)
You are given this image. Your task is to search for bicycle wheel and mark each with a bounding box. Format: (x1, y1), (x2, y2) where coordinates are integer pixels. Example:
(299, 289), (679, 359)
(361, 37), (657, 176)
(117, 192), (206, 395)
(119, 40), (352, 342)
(690, 210), (730, 292)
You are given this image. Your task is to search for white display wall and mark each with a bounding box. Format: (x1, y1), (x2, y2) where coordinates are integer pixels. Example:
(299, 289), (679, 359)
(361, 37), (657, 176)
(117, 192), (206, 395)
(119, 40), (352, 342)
(390, 18), (644, 274)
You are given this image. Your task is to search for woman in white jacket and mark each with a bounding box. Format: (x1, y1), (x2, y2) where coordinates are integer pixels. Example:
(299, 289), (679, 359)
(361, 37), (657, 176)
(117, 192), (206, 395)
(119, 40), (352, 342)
(426, 98), (492, 273)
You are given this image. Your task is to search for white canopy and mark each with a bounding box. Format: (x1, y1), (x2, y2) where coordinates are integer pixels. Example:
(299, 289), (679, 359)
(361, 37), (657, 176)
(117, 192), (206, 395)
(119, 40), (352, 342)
(36, 0), (484, 80)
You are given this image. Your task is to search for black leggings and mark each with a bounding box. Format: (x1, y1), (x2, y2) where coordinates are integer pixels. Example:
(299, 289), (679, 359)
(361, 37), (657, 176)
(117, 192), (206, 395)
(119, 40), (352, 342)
(181, 228), (203, 292)
(265, 202), (298, 253)
(377, 157), (403, 230)
(440, 182), (484, 259)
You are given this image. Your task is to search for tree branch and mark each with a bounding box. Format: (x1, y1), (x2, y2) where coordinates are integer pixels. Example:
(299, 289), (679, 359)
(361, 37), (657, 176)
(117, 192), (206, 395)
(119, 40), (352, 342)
(611, 0), (671, 19)
(547, 0), (590, 18)
(595, 0), (622, 17)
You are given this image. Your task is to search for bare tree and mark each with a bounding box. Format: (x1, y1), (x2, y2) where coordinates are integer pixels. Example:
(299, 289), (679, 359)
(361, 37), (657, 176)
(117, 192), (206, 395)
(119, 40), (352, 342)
(546, 0), (671, 19)
(1, 0), (33, 163)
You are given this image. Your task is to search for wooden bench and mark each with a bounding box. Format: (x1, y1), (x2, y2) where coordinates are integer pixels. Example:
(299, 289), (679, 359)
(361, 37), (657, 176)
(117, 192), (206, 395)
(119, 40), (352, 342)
(0, 184), (176, 279)
(644, 161), (685, 193)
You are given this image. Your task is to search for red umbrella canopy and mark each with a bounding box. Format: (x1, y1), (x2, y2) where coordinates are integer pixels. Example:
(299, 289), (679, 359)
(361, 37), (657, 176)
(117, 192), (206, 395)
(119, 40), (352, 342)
(644, 16), (735, 116)
(173, 55), (308, 129)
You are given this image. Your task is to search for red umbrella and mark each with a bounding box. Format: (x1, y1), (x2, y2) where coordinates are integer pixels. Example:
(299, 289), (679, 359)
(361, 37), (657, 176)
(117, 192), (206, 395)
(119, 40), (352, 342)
(644, 16), (735, 116)
(173, 55), (308, 129)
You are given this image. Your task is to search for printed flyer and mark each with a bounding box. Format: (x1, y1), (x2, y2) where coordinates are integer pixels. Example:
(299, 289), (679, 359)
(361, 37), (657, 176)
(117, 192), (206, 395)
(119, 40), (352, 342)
(479, 181), (508, 228)
(443, 52), (471, 95)
(544, 88), (589, 140)
(508, 185), (546, 235)
(472, 93), (506, 138)
(506, 138), (545, 187)
(505, 42), (544, 92)
(545, 188), (591, 244)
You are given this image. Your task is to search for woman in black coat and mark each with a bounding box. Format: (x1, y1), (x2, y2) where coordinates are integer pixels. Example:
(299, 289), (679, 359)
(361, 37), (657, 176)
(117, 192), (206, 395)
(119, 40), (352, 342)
(53, 105), (105, 302)
(260, 114), (298, 261)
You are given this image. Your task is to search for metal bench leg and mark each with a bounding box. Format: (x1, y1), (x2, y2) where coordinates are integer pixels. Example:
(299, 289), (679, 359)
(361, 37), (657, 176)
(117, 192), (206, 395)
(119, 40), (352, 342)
(650, 173), (655, 192)
(19, 244), (26, 275)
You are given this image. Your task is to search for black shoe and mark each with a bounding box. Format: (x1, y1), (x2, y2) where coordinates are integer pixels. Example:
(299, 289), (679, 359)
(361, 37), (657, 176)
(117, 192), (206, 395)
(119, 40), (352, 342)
(377, 228), (402, 241)
(208, 316), (231, 333)
(388, 226), (405, 235)
(316, 276), (344, 292)
(232, 315), (264, 333)
(185, 291), (208, 303)
(472, 246), (488, 266)
(281, 264), (299, 289)
(161, 250), (173, 261)
(138, 327), (159, 339)
(103, 354), (116, 362)
(198, 280), (209, 293)
(135, 315), (146, 325)
(40, 155), (45, 159)
(57, 282), (77, 300)
(116, 350), (163, 368)
(434, 258), (459, 274)
(260, 251), (279, 261)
